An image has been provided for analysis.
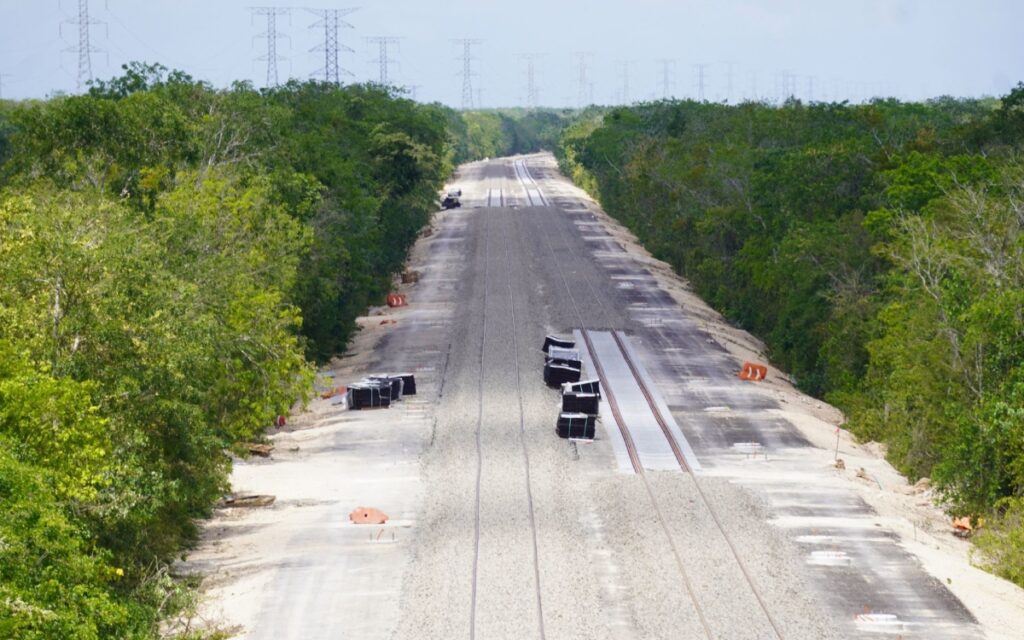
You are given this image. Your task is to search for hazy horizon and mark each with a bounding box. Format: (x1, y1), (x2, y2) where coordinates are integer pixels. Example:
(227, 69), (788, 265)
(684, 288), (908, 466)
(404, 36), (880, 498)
(1, 0), (1021, 106)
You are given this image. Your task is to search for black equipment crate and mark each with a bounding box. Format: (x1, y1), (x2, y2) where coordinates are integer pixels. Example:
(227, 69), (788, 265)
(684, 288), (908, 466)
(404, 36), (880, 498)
(563, 379), (601, 399)
(346, 382), (392, 409)
(562, 391), (599, 415)
(544, 362), (581, 386)
(542, 335), (576, 353)
(556, 412), (596, 439)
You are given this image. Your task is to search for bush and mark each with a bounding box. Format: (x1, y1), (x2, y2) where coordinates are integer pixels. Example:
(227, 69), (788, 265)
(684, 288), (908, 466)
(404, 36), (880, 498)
(974, 497), (1024, 588)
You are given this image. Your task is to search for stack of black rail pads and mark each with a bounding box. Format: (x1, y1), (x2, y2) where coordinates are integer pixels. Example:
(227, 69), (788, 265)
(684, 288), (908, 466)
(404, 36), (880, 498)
(346, 373), (416, 410)
(543, 335), (583, 387)
(558, 378), (601, 439)
(541, 335), (602, 440)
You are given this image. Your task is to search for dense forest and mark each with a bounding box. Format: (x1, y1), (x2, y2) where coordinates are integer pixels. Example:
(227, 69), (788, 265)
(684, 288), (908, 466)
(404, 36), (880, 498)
(557, 86), (1024, 585)
(0, 62), (469, 638)
(448, 107), (578, 164)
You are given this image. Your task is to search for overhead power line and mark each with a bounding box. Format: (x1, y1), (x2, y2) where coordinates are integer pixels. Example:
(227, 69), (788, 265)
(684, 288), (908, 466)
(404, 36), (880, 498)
(61, 0), (106, 91)
(250, 6), (290, 88)
(693, 63), (708, 101)
(365, 36), (400, 85)
(725, 60), (736, 102)
(453, 38), (481, 110)
(657, 58), (675, 99)
(308, 7), (356, 85)
(519, 53), (541, 109)
(574, 52), (592, 108)
(617, 60), (633, 105)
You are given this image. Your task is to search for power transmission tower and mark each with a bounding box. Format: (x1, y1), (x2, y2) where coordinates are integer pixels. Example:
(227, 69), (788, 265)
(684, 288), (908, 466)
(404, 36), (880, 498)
(778, 69), (797, 102)
(251, 7), (290, 87)
(574, 52), (592, 108)
(308, 8), (356, 85)
(617, 61), (633, 105)
(453, 39), (481, 110)
(657, 58), (675, 99)
(693, 63), (708, 101)
(62, 0), (105, 91)
(365, 36), (399, 85)
(725, 60), (736, 102)
(806, 75), (815, 102)
(519, 53), (541, 109)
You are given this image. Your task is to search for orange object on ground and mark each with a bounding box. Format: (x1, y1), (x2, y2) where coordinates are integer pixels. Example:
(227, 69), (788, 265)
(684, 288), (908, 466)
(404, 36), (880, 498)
(349, 507), (389, 525)
(738, 362), (768, 381)
(319, 385), (346, 399)
(386, 293), (407, 308)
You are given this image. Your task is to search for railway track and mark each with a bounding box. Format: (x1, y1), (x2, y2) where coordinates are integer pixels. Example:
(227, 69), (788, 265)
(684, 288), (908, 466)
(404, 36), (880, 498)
(469, 205), (547, 639)
(468, 200), (490, 638)
(515, 158), (548, 206)
(517, 157), (784, 640)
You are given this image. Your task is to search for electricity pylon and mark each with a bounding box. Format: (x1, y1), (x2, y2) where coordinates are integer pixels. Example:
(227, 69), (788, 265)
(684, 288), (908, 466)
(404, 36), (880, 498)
(308, 8), (356, 85)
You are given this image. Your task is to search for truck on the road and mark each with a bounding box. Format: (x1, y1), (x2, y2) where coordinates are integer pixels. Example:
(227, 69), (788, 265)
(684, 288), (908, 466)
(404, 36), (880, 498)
(441, 189), (462, 209)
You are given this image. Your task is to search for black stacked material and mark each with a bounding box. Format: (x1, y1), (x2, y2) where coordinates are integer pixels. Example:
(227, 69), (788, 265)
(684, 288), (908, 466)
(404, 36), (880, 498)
(367, 375), (404, 402)
(542, 335), (575, 353)
(562, 392), (599, 415)
(556, 412), (596, 439)
(544, 362), (582, 386)
(563, 379), (601, 399)
(395, 373), (417, 396)
(346, 381), (392, 409)
(546, 346), (582, 370)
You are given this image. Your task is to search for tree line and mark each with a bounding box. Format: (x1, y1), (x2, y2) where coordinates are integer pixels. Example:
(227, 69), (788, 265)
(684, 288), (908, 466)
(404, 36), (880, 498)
(448, 107), (579, 163)
(0, 62), (461, 638)
(557, 86), (1024, 586)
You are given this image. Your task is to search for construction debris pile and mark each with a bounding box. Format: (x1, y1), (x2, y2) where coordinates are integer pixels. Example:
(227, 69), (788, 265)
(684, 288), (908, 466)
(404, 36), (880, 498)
(346, 373), (417, 410)
(542, 335), (601, 440)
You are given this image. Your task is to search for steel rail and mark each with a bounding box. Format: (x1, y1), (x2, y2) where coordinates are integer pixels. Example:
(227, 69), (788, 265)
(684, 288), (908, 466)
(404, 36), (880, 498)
(579, 329), (643, 474)
(470, 189), (548, 639)
(509, 159), (641, 473)
(610, 331), (691, 471)
(523, 158), (786, 640)
(520, 160), (715, 640)
(469, 205), (491, 639)
(499, 209), (548, 639)
(612, 331), (785, 639)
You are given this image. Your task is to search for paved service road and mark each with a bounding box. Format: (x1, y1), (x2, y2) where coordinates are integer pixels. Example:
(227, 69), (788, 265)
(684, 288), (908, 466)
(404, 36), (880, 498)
(388, 154), (980, 640)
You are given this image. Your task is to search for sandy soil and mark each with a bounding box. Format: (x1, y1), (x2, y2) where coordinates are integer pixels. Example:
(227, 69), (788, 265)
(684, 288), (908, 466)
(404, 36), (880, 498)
(171, 206), (459, 639)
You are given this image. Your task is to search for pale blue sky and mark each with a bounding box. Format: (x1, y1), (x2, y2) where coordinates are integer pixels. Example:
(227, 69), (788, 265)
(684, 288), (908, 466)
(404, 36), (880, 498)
(0, 0), (1021, 106)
